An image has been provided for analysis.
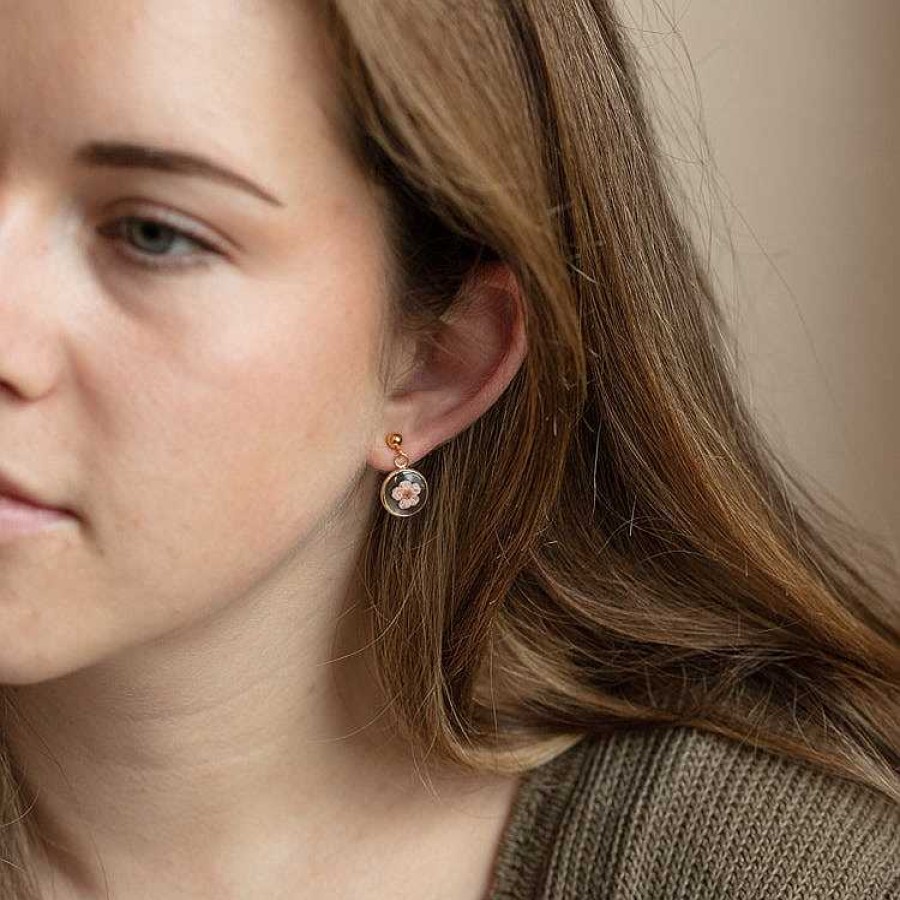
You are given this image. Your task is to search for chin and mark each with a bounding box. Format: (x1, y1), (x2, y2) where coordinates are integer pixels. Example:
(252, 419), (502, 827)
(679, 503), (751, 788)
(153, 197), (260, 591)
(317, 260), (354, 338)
(0, 638), (103, 687)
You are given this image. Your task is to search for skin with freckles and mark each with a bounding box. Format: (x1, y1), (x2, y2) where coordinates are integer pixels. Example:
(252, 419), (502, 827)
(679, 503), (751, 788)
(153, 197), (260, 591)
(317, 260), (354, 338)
(0, 1), (528, 898)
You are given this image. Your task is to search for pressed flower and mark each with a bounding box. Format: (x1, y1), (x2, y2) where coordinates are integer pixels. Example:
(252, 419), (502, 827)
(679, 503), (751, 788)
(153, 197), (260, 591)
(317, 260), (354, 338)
(391, 478), (422, 509)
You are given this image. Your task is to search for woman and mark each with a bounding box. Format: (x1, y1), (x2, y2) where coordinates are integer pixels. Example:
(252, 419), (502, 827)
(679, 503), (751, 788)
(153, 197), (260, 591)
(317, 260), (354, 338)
(0, 1), (897, 898)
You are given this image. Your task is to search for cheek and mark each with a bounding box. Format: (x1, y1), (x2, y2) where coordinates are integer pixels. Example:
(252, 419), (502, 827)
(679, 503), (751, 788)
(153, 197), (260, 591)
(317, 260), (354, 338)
(0, 290), (383, 684)
(103, 297), (379, 591)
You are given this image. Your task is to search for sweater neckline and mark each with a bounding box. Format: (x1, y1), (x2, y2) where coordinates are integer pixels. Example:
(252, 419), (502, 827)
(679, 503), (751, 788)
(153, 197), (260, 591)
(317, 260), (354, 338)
(487, 734), (593, 898)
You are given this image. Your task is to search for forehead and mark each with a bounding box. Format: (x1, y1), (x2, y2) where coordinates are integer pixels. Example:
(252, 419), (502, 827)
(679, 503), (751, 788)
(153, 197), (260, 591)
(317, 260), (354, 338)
(0, 0), (346, 191)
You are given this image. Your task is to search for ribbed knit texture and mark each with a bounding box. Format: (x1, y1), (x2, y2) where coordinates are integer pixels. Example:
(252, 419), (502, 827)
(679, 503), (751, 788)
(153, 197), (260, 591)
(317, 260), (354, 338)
(488, 725), (900, 899)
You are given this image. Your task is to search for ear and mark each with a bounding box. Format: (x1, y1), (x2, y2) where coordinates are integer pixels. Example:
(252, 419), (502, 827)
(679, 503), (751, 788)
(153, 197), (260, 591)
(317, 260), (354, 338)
(368, 260), (527, 471)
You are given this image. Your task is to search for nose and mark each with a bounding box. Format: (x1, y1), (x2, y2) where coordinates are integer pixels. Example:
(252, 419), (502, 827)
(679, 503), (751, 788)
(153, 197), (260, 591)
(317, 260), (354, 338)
(0, 201), (67, 401)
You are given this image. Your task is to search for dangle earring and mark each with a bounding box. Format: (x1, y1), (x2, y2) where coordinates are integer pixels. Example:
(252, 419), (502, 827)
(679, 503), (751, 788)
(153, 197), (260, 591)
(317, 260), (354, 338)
(380, 432), (429, 517)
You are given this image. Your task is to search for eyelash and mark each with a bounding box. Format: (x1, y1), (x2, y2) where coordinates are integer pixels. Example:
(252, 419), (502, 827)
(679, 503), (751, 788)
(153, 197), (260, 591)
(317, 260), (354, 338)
(98, 212), (223, 273)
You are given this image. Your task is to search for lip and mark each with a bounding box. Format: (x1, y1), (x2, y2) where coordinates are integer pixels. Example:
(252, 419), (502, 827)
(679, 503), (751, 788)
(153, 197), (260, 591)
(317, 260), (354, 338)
(0, 467), (66, 511)
(0, 468), (76, 539)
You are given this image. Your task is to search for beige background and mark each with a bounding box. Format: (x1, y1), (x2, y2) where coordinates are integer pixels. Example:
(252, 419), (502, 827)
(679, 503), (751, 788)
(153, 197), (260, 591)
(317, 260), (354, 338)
(618, 0), (899, 561)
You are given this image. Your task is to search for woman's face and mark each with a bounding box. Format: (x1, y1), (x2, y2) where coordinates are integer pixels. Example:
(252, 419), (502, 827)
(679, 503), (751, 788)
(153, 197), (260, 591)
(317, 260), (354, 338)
(0, 0), (394, 683)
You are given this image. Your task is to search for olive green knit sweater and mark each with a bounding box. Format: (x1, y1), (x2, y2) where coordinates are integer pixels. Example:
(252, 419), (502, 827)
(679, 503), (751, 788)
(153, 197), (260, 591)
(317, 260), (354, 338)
(488, 725), (900, 899)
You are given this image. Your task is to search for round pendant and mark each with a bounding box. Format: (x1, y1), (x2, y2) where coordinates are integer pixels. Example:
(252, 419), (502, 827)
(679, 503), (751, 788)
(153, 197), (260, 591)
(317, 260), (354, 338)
(380, 467), (428, 517)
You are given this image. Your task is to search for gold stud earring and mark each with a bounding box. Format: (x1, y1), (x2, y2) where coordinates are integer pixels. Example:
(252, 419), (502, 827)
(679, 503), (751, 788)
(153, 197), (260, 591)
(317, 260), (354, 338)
(380, 432), (429, 517)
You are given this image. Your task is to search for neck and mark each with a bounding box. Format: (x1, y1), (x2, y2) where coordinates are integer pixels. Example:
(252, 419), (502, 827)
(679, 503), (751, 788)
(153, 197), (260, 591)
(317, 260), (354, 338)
(3, 520), (512, 899)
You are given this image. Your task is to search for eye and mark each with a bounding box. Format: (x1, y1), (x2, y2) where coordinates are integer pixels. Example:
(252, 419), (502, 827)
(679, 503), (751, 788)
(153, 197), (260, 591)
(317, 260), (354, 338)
(98, 213), (223, 273)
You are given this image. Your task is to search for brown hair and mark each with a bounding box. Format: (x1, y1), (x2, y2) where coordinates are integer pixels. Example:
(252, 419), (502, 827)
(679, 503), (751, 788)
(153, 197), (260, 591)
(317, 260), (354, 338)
(3, 0), (898, 895)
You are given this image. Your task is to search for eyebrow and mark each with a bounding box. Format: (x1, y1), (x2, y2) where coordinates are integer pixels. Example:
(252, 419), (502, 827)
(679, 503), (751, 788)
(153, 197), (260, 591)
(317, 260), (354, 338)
(74, 141), (285, 207)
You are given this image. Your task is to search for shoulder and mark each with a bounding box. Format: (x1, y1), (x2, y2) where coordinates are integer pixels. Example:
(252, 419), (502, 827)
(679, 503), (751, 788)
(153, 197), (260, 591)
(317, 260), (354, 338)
(535, 724), (900, 899)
